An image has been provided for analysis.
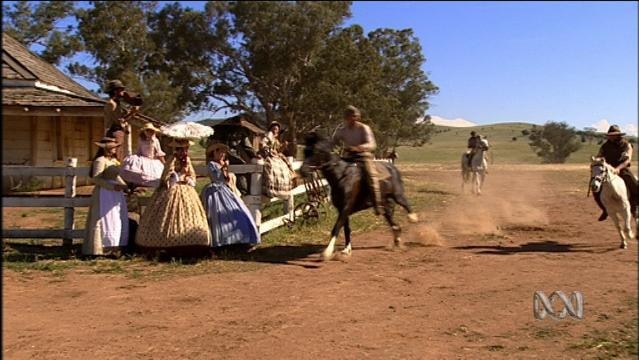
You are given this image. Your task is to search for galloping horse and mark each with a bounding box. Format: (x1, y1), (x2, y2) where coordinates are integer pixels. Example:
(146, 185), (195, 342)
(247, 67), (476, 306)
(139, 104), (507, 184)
(461, 138), (489, 195)
(300, 132), (419, 261)
(590, 156), (635, 249)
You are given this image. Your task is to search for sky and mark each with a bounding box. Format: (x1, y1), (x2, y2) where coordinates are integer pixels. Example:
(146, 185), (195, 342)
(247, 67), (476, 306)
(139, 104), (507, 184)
(5, 1), (637, 134)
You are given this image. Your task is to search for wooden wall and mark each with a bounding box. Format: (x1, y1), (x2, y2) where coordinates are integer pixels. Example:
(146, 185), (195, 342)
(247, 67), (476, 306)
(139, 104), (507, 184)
(2, 113), (104, 192)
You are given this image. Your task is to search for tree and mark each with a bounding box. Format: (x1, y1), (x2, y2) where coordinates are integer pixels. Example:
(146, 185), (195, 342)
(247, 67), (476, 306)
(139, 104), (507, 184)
(527, 121), (582, 163)
(206, 1), (352, 154)
(2, 1), (82, 65)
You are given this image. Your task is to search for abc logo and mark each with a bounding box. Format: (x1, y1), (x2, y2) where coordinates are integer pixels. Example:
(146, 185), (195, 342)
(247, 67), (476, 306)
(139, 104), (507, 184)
(533, 291), (584, 320)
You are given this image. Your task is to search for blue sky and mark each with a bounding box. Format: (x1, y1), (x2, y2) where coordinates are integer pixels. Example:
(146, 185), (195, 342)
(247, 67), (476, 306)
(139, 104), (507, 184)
(5, 1), (637, 133)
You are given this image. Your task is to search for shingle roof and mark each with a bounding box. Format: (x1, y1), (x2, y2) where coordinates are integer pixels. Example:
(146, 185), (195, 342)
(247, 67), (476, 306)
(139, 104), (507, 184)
(2, 32), (101, 101)
(2, 87), (104, 107)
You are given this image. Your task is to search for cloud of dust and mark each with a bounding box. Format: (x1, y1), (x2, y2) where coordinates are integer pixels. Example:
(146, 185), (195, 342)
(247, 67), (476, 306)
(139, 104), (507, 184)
(428, 170), (550, 236)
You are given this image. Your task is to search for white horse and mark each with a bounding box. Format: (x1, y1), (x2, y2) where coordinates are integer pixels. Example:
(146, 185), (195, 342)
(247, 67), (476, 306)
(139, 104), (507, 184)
(590, 156), (635, 249)
(461, 138), (489, 195)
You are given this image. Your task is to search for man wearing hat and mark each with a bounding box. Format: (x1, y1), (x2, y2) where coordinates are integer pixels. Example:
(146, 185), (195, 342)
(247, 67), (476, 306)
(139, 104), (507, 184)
(104, 79), (136, 162)
(465, 130), (481, 167)
(331, 105), (384, 215)
(594, 125), (637, 220)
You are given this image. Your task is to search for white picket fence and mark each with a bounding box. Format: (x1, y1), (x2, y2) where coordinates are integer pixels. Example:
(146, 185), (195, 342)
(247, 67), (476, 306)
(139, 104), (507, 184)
(2, 157), (328, 244)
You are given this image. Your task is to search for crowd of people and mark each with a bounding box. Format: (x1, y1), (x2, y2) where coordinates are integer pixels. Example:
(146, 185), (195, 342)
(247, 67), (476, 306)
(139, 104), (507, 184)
(83, 80), (261, 259)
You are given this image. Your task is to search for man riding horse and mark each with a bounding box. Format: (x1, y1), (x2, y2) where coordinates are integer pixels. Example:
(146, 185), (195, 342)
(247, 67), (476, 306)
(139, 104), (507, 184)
(466, 131), (481, 167)
(331, 105), (384, 215)
(593, 125), (637, 221)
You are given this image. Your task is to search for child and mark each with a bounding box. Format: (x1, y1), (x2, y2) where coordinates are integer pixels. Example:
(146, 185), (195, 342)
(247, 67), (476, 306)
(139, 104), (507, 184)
(120, 122), (166, 188)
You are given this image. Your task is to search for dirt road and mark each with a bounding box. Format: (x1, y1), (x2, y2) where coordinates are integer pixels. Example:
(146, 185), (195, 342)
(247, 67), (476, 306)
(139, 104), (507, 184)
(3, 165), (637, 359)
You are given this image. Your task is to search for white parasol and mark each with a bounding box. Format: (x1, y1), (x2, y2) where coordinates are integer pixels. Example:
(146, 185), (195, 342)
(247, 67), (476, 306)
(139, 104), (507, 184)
(160, 121), (214, 140)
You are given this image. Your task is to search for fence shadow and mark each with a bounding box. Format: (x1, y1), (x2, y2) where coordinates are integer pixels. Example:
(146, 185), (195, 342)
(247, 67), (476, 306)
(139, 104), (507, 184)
(214, 244), (326, 268)
(453, 240), (619, 255)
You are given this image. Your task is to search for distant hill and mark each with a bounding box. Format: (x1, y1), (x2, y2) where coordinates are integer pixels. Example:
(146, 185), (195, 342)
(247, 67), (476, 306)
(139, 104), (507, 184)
(396, 122), (638, 165)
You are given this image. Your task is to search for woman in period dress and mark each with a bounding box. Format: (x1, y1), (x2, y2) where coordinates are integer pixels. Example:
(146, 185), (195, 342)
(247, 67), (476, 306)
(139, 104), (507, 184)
(202, 143), (260, 248)
(120, 122), (166, 188)
(83, 137), (130, 256)
(135, 138), (211, 257)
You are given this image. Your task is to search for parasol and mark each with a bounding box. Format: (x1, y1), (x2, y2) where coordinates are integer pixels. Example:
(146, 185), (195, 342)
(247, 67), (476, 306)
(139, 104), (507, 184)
(160, 121), (214, 140)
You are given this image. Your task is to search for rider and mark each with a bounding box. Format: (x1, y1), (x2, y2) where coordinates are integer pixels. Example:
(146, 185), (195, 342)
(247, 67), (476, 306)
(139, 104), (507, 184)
(331, 105), (384, 216)
(466, 131), (481, 167)
(593, 125), (637, 221)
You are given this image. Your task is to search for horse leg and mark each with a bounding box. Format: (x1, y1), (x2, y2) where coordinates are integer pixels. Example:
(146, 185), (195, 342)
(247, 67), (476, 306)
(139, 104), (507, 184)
(323, 212), (348, 261)
(340, 217), (352, 256)
(383, 210), (404, 250)
(394, 192), (418, 223)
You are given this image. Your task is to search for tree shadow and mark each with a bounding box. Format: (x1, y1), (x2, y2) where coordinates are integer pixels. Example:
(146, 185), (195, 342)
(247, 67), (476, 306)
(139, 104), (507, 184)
(453, 240), (620, 255)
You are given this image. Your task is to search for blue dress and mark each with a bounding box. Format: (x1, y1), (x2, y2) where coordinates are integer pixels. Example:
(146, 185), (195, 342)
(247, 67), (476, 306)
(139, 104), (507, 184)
(201, 161), (260, 247)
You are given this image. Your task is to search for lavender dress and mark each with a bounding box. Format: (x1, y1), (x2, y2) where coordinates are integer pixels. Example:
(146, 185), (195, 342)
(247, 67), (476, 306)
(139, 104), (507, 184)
(201, 161), (260, 247)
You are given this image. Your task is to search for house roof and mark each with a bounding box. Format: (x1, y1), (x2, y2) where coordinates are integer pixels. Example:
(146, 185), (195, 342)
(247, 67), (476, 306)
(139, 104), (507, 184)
(2, 87), (104, 107)
(199, 115), (266, 135)
(2, 32), (101, 102)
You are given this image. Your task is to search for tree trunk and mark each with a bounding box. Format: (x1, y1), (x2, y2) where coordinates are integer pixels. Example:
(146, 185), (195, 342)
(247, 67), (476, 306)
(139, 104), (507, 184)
(283, 110), (297, 159)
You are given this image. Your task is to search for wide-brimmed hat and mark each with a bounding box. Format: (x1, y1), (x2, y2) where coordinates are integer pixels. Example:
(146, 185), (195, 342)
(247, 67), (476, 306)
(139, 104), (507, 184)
(206, 142), (230, 157)
(606, 125), (625, 136)
(105, 79), (125, 93)
(268, 121), (282, 131)
(168, 138), (194, 148)
(94, 137), (121, 149)
(140, 122), (161, 133)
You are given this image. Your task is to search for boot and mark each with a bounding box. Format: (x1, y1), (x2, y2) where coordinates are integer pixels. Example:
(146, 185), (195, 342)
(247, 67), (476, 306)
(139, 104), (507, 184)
(593, 191), (608, 221)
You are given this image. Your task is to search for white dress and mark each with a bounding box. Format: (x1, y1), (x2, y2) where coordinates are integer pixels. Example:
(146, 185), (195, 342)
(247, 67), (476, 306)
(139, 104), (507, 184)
(120, 136), (165, 187)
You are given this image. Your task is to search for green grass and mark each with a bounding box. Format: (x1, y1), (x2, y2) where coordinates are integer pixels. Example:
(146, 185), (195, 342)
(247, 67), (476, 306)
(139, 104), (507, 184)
(396, 123), (638, 165)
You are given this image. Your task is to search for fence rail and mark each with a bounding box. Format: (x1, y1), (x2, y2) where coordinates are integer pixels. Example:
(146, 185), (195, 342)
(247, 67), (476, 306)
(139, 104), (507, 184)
(3, 157), (329, 241)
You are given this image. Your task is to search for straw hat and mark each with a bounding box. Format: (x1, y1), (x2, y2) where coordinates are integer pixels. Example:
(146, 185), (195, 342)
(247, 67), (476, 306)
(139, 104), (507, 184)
(140, 122), (161, 133)
(606, 125), (625, 136)
(94, 137), (121, 149)
(206, 142), (230, 158)
(168, 138), (194, 148)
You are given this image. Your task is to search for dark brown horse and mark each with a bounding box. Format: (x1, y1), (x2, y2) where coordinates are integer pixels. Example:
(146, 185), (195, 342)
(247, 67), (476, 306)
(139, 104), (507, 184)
(300, 132), (418, 260)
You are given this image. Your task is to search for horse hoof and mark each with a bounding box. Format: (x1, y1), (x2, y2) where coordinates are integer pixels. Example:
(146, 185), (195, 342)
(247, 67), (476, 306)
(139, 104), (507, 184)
(621, 242), (628, 249)
(321, 252), (334, 261)
(408, 213), (419, 223)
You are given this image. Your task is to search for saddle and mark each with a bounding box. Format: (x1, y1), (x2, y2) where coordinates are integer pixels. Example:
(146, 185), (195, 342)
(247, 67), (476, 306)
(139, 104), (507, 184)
(342, 157), (392, 181)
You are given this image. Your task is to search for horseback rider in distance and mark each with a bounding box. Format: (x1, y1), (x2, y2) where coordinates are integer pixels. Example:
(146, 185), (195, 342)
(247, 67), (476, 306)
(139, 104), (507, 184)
(466, 130), (481, 167)
(593, 125), (637, 221)
(331, 105), (384, 216)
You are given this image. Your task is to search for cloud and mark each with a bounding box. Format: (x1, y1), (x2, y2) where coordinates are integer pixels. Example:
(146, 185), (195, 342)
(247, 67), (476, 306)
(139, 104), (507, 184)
(590, 119), (638, 137)
(425, 115), (477, 127)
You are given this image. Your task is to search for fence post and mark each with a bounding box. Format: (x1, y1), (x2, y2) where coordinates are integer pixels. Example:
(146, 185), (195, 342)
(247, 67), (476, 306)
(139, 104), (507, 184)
(248, 158), (264, 228)
(63, 157), (77, 247)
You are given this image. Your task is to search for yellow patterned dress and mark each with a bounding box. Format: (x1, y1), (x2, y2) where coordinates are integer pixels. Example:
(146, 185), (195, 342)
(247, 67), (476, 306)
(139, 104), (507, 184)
(136, 156), (211, 256)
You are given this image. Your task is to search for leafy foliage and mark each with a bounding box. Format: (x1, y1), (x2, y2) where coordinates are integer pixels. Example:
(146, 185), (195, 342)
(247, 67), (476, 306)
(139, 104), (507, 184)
(527, 121), (582, 163)
(4, 1), (438, 153)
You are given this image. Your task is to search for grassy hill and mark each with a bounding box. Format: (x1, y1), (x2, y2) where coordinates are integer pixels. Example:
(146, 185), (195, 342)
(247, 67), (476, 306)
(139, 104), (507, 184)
(396, 122), (638, 165)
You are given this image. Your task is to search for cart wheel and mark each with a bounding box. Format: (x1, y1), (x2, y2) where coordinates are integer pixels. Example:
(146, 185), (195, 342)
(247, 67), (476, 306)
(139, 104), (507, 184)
(304, 204), (320, 224)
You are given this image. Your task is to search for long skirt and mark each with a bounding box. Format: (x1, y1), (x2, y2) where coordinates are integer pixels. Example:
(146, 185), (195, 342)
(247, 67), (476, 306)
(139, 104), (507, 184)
(120, 155), (164, 188)
(82, 186), (129, 256)
(262, 156), (293, 198)
(202, 183), (260, 247)
(136, 184), (211, 256)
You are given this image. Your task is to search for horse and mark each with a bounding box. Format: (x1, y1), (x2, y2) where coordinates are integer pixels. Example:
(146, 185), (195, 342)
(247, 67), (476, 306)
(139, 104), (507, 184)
(590, 156), (635, 249)
(300, 132), (419, 261)
(461, 138), (489, 195)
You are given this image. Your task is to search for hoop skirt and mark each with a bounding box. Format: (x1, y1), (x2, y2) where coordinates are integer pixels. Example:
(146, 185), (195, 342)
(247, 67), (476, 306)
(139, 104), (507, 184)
(120, 137), (165, 188)
(202, 161), (260, 247)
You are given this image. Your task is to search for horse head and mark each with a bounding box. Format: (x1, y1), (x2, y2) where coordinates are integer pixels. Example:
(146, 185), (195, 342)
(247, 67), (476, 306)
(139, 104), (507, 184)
(590, 156), (610, 193)
(301, 131), (334, 178)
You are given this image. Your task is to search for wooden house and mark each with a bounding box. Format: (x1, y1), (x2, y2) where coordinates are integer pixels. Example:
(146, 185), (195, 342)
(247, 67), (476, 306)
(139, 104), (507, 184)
(2, 32), (163, 192)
